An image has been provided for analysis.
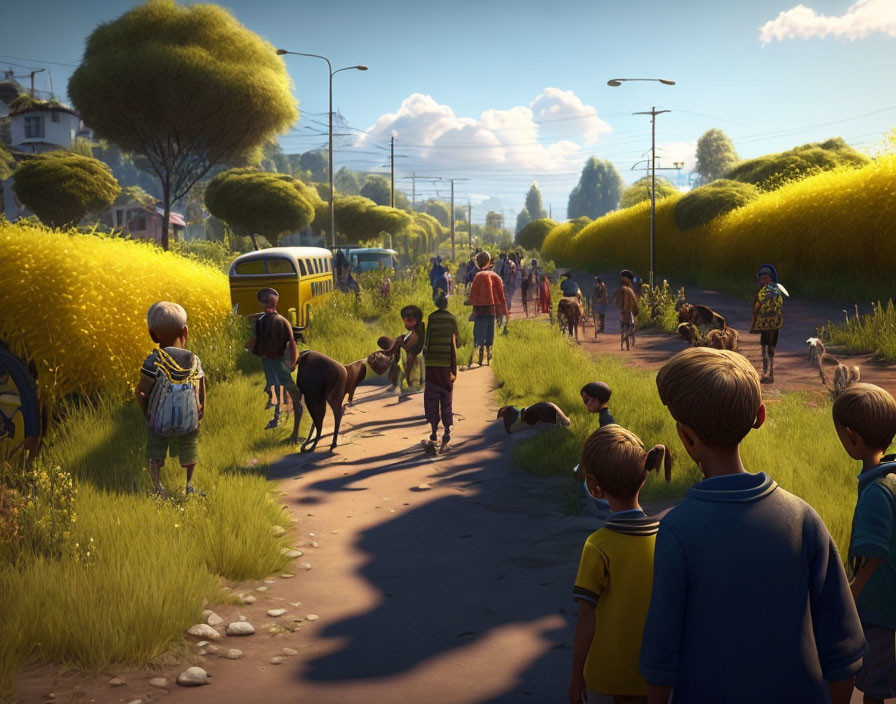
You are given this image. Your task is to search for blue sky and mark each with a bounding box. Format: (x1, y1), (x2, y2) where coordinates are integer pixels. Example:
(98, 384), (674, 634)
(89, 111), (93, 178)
(2, 0), (894, 221)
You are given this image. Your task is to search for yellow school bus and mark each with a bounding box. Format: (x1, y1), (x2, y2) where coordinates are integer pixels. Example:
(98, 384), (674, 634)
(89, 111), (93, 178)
(229, 247), (334, 329)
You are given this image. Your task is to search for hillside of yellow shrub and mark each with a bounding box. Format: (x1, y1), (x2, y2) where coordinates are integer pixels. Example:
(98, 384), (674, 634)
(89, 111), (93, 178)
(0, 222), (231, 404)
(544, 155), (896, 301)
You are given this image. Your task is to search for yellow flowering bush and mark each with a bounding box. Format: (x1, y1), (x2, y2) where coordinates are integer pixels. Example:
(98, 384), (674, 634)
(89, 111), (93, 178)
(0, 222), (232, 404)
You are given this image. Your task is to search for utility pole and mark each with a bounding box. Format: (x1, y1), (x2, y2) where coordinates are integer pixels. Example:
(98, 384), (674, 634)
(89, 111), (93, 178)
(450, 179), (455, 261)
(27, 68), (45, 98)
(468, 201), (472, 250)
(411, 171), (416, 210)
(549, 202), (552, 219)
(633, 106), (670, 287)
(390, 136), (396, 208)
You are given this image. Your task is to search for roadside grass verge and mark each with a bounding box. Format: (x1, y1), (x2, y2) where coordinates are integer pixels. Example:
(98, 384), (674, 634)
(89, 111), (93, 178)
(492, 319), (864, 559)
(824, 300), (896, 361)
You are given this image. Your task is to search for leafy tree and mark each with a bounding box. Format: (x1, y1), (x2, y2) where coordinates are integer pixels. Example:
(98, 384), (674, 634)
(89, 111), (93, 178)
(68, 0), (297, 250)
(424, 199), (450, 227)
(205, 168), (318, 249)
(620, 176), (679, 209)
(515, 217), (557, 250)
(13, 151), (120, 228)
(71, 138), (94, 158)
(394, 189), (410, 210)
(300, 150), (328, 182)
(724, 137), (869, 191)
(334, 166), (362, 196)
(312, 194), (412, 245)
(525, 181), (548, 220)
(673, 179), (760, 231)
(115, 184), (154, 206)
(360, 175), (392, 206)
(567, 157), (624, 219)
(0, 144), (14, 180)
(695, 128), (739, 185)
(515, 207), (532, 234)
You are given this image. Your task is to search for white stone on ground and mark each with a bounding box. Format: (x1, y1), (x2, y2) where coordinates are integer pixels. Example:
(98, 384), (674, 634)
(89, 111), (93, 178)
(280, 573), (294, 579)
(176, 667), (210, 686)
(240, 594), (256, 604)
(256, 586), (268, 592)
(108, 677), (125, 686)
(125, 700), (142, 704)
(226, 649), (243, 660)
(186, 624), (222, 641)
(281, 548), (303, 558)
(201, 609), (212, 619)
(197, 640), (209, 647)
(282, 647), (298, 656)
(265, 579), (276, 584)
(306, 614), (319, 621)
(206, 644), (221, 655)
(310, 541), (320, 548)
(270, 656), (285, 665)
(267, 608), (287, 617)
(303, 563), (312, 570)
(206, 612), (224, 627)
(148, 677), (168, 688)
(226, 621), (255, 636)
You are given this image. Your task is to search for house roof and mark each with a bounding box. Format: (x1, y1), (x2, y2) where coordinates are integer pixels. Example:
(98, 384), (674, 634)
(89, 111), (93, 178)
(151, 205), (186, 228)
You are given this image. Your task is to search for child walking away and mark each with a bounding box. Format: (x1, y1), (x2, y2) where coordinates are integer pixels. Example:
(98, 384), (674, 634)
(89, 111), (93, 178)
(749, 263), (788, 384)
(245, 288), (300, 430)
(832, 383), (896, 704)
(569, 425), (671, 704)
(468, 251), (507, 367)
(422, 294), (459, 454)
(136, 302), (206, 497)
(641, 347), (865, 704)
(581, 381), (615, 426)
(591, 276), (608, 342)
(613, 270), (639, 351)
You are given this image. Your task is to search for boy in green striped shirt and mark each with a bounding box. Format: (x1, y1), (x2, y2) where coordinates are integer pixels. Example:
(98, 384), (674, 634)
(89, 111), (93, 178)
(423, 294), (460, 454)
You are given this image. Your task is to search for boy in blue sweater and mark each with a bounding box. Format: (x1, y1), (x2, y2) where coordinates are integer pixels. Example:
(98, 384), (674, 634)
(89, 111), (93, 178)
(833, 383), (896, 704)
(641, 347), (864, 704)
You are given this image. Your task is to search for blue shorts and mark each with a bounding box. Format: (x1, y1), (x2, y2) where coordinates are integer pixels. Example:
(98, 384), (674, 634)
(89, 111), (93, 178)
(857, 622), (896, 699)
(261, 357), (298, 393)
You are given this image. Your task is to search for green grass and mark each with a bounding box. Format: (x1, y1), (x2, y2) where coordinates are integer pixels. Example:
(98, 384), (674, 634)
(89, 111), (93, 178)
(492, 319), (865, 559)
(824, 299), (896, 361)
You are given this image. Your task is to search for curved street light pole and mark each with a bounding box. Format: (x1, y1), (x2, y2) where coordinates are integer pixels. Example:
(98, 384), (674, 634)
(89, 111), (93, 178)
(608, 78), (675, 287)
(277, 49), (367, 249)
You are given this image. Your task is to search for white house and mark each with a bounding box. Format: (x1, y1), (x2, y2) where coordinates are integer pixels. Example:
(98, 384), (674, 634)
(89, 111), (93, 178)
(9, 103), (92, 154)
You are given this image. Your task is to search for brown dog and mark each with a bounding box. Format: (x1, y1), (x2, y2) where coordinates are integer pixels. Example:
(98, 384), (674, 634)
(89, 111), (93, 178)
(287, 351), (367, 453)
(558, 296), (585, 342)
(678, 302), (727, 330)
(704, 327), (740, 352)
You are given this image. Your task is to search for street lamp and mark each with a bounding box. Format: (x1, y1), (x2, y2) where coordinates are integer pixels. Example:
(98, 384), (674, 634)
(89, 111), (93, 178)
(608, 77), (675, 287)
(277, 49), (368, 249)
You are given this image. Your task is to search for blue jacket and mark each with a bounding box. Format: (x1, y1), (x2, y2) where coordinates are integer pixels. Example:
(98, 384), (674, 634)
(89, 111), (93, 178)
(640, 472), (864, 702)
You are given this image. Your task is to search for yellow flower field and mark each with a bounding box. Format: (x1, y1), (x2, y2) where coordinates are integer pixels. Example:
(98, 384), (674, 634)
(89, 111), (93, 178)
(0, 222), (232, 404)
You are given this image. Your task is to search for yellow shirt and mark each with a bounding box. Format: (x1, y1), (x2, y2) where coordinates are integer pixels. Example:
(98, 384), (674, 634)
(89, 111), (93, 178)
(573, 515), (659, 696)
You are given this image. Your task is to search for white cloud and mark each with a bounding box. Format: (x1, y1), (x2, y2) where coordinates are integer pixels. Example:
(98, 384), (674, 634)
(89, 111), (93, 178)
(759, 0), (896, 42)
(654, 140), (698, 174)
(354, 89), (610, 173)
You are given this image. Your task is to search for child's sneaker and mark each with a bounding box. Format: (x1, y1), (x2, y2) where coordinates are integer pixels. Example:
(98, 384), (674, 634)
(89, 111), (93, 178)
(185, 484), (206, 497)
(438, 436), (451, 454)
(150, 485), (167, 498)
(421, 439), (437, 456)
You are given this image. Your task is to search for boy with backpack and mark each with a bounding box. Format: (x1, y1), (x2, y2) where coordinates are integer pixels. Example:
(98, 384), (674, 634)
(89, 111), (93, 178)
(832, 383), (896, 704)
(422, 293), (459, 454)
(641, 347), (865, 703)
(136, 301), (205, 497)
(245, 288), (300, 430)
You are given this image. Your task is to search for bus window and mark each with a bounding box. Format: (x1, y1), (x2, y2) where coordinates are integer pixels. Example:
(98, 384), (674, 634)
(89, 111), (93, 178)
(234, 259), (265, 275)
(267, 258), (296, 275)
(297, 259), (307, 276)
(313, 259), (321, 273)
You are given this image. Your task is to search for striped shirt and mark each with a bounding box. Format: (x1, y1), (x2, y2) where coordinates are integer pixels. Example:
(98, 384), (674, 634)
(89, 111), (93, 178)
(423, 309), (459, 369)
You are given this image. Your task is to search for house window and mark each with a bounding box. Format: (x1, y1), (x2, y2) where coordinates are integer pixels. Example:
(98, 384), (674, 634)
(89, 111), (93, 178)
(116, 210), (124, 227)
(24, 116), (44, 139)
(50, 111), (60, 123)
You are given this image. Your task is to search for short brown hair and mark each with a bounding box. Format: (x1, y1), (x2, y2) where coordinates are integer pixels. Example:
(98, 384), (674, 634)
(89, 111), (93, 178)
(580, 425), (671, 499)
(476, 251), (491, 268)
(832, 383), (896, 451)
(656, 347), (761, 447)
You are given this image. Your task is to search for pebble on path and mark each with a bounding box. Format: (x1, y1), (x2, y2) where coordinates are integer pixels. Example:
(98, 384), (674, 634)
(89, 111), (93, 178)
(176, 667), (210, 686)
(206, 612), (224, 627)
(264, 579), (276, 584)
(226, 621), (256, 636)
(108, 677), (125, 686)
(306, 614), (319, 621)
(281, 548), (303, 558)
(256, 586), (268, 592)
(282, 648), (298, 656)
(310, 542), (320, 548)
(417, 483), (432, 490)
(270, 656), (285, 665)
(197, 640), (209, 647)
(240, 594), (257, 604)
(267, 608), (287, 617)
(280, 573), (294, 579)
(186, 624), (222, 641)
(148, 677), (168, 689)
(125, 700), (142, 704)
(226, 649), (243, 660)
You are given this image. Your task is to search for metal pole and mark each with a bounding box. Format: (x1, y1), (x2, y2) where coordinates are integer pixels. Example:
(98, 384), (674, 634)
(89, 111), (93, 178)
(411, 171), (416, 210)
(468, 201), (472, 250)
(328, 68), (336, 250)
(390, 137), (395, 208)
(450, 179), (455, 261)
(650, 106), (656, 288)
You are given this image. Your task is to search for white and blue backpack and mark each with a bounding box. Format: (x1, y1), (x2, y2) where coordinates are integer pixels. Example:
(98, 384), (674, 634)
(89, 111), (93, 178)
(147, 348), (202, 436)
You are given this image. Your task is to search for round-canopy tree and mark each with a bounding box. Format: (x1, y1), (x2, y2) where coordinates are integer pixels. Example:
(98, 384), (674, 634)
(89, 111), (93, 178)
(68, 0), (298, 250)
(13, 151), (121, 228)
(205, 168), (318, 249)
(568, 157), (624, 219)
(360, 175), (392, 206)
(620, 176), (679, 209)
(515, 217), (557, 250)
(673, 179), (760, 231)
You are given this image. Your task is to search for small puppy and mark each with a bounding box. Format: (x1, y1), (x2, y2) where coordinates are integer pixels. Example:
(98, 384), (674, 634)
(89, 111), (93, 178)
(704, 327), (739, 352)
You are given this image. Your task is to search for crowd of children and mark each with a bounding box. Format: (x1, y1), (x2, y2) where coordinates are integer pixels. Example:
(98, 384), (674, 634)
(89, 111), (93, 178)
(135, 260), (896, 704)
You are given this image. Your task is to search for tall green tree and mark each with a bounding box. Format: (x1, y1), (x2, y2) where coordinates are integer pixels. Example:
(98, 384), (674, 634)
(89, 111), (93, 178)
(299, 150), (328, 182)
(68, 0), (298, 250)
(525, 181), (548, 220)
(13, 151), (120, 228)
(334, 166), (362, 196)
(567, 157), (624, 219)
(360, 175), (392, 206)
(515, 207), (532, 234)
(515, 217), (556, 250)
(204, 168), (318, 249)
(620, 176), (680, 209)
(424, 199), (450, 227)
(695, 128), (739, 185)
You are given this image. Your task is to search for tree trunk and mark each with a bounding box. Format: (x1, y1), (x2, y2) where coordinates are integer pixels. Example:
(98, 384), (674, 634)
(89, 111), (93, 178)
(161, 180), (171, 251)
(249, 232), (259, 250)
